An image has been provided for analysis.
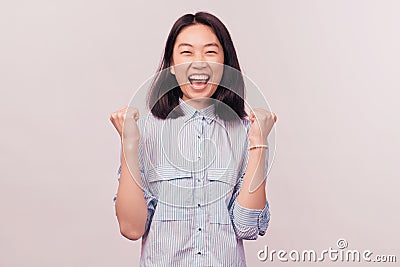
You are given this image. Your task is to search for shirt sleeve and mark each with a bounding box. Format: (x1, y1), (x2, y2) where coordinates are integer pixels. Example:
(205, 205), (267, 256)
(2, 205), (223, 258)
(227, 119), (271, 240)
(228, 175), (270, 240)
(113, 133), (158, 237)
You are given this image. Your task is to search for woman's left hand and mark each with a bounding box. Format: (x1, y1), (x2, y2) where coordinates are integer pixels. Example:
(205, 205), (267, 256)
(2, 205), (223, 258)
(248, 108), (277, 145)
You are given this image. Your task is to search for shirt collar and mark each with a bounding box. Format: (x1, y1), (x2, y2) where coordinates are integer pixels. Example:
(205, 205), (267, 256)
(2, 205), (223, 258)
(178, 97), (216, 124)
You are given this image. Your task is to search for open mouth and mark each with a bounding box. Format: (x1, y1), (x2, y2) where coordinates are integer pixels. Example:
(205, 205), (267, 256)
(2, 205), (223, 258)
(188, 74), (210, 86)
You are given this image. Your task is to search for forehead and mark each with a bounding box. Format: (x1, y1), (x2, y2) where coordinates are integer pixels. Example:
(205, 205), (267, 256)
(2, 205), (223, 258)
(175, 24), (221, 47)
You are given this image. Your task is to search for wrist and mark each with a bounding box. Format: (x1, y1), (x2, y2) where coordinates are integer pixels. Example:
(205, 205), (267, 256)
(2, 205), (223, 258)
(249, 135), (267, 146)
(121, 138), (139, 151)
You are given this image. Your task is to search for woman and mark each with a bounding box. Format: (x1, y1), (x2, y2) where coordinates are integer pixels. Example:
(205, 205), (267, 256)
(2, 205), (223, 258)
(110, 11), (277, 266)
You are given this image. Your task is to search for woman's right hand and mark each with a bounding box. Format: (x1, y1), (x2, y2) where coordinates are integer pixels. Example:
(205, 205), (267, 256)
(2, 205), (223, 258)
(110, 106), (140, 143)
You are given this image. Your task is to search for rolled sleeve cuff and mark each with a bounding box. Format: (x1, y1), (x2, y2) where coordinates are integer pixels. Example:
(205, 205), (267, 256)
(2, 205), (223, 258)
(113, 188), (156, 208)
(112, 165), (122, 205)
(233, 201), (270, 236)
(143, 188), (157, 211)
(258, 201), (270, 236)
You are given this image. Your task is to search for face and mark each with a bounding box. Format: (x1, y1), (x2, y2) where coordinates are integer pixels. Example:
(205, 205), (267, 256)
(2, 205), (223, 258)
(170, 24), (224, 105)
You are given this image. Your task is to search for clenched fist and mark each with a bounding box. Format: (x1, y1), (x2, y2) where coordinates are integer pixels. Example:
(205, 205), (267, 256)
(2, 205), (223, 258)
(109, 106), (141, 142)
(248, 108), (277, 145)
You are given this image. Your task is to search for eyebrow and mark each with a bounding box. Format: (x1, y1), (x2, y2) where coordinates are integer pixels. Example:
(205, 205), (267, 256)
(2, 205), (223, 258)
(177, 42), (220, 49)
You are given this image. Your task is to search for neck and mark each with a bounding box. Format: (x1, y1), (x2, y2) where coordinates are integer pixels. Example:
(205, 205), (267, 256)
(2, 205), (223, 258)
(182, 97), (212, 110)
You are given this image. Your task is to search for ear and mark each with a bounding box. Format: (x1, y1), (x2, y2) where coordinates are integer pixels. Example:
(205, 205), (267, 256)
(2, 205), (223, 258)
(170, 65), (175, 75)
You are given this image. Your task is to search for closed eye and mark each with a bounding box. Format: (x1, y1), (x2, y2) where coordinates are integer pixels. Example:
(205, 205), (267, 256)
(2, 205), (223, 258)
(181, 51), (192, 54)
(206, 51), (217, 54)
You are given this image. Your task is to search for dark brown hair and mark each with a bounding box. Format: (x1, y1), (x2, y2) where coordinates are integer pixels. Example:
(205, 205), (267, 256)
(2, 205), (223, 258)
(148, 11), (247, 121)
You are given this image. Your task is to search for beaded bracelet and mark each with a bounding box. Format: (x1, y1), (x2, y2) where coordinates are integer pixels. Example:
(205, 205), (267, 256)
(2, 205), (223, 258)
(248, 144), (268, 150)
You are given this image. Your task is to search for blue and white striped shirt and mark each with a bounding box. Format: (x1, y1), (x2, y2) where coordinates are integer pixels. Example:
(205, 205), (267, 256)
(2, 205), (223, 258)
(113, 97), (270, 266)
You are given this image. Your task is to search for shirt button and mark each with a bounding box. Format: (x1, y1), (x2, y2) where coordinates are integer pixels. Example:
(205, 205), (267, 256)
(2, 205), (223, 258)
(197, 178), (201, 182)
(197, 251), (202, 255)
(198, 227), (202, 231)
(197, 203), (201, 207)
(197, 135), (201, 139)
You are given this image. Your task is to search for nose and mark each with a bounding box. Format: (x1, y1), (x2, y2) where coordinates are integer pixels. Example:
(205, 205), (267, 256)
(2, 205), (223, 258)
(191, 60), (208, 70)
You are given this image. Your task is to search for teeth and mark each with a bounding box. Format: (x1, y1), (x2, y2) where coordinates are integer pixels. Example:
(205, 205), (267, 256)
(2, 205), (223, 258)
(189, 74), (209, 80)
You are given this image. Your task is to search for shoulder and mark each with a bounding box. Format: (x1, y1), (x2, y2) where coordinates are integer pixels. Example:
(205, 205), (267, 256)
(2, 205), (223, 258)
(214, 116), (251, 135)
(137, 111), (173, 141)
(241, 116), (251, 131)
(137, 111), (164, 128)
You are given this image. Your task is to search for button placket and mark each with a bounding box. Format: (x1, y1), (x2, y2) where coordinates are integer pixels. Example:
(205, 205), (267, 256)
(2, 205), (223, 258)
(196, 115), (205, 181)
(194, 114), (206, 258)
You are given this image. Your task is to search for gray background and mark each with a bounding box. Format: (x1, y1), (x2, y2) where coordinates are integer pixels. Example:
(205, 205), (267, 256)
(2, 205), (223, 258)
(1, 0), (399, 266)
